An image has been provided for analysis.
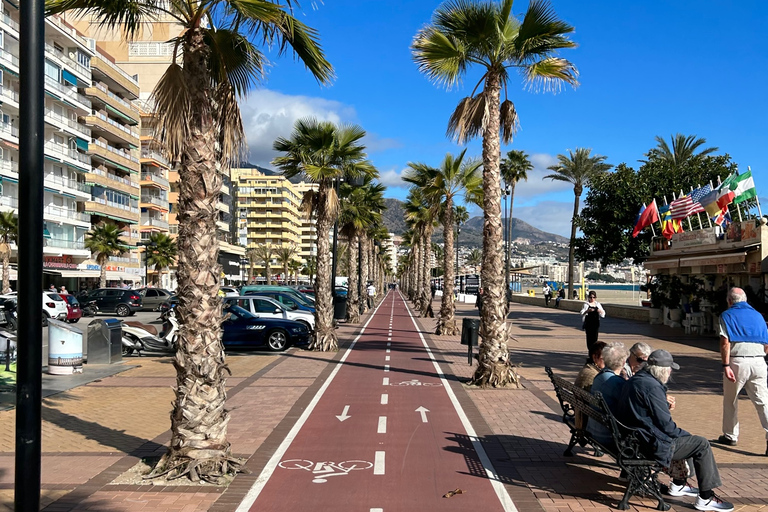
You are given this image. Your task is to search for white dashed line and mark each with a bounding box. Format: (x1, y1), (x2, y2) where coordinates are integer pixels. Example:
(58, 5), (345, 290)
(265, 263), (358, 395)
(374, 451), (385, 475)
(381, 393), (388, 404)
(386, 349), (390, 353)
(385, 356), (390, 361)
(371, 508), (383, 512)
(382, 377), (389, 386)
(377, 416), (387, 433)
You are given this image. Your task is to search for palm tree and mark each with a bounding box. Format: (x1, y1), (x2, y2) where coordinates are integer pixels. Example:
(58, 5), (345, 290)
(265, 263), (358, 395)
(408, 150), (482, 336)
(500, 150), (532, 294)
(253, 244), (276, 285)
(245, 247), (258, 284)
(145, 232), (178, 287)
(49, 0), (332, 482)
(0, 212), (17, 294)
(466, 248), (482, 270)
(276, 245), (298, 285)
(403, 187), (439, 316)
(412, 0), (577, 388)
(648, 134), (718, 169)
(273, 119), (375, 351)
(288, 259), (302, 285)
(302, 256), (317, 286)
(85, 223), (126, 288)
(544, 148), (611, 298)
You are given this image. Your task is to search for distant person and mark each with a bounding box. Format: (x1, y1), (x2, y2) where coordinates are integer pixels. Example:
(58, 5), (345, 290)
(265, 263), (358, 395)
(555, 287), (565, 308)
(714, 287), (768, 455)
(367, 282), (376, 308)
(572, 290), (579, 300)
(59, 285), (67, 294)
(431, 282), (436, 299)
(580, 291), (606, 354)
(475, 287), (484, 316)
(543, 283), (552, 306)
(49, 284), (56, 292)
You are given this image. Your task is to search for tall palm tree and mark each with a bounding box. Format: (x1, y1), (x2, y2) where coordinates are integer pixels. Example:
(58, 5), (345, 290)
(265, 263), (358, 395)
(0, 212), (17, 294)
(145, 232), (178, 287)
(253, 244), (276, 285)
(273, 119), (375, 351)
(500, 149), (532, 294)
(302, 256), (317, 287)
(648, 134), (718, 169)
(408, 150), (482, 336)
(544, 148), (611, 298)
(412, 0), (577, 388)
(403, 187), (439, 316)
(245, 247), (258, 284)
(466, 248), (482, 270)
(276, 245), (298, 285)
(85, 223), (126, 288)
(288, 259), (302, 285)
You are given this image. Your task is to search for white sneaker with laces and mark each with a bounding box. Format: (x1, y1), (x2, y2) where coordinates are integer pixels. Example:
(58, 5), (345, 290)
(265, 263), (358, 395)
(668, 481), (698, 497)
(695, 493), (734, 512)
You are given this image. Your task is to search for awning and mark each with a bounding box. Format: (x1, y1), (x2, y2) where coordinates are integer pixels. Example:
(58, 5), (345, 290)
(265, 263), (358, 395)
(106, 271), (141, 281)
(43, 269), (101, 278)
(62, 69), (78, 87)
(679, 252), (747, 268)
(75, 137), (89, 151)
(643, 258), (679, 270)
(105, 104), (138, 125)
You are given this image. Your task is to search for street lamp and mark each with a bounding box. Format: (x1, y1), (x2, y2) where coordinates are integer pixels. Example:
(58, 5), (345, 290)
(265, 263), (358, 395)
(456, 224), (461, 293)
(240, 257), (249, 284)
(137, 240), (157, 287)
(503, 184), (511, 304)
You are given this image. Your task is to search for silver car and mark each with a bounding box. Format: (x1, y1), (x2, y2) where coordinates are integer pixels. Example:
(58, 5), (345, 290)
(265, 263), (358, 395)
(223, 295), (315, 331)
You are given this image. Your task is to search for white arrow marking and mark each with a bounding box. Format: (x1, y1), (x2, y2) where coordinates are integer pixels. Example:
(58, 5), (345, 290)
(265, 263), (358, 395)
(416, 406), (430, 423)
(336, 405), (351, 422)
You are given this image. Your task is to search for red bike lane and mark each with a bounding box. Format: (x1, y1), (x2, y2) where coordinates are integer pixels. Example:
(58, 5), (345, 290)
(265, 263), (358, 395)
(238, 291), (514, 512)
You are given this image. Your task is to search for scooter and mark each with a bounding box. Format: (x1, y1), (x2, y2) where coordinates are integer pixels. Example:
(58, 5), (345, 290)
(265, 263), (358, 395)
(0, 300), (17, 332)
(159, 309), (179, 346)
(81, 300), (99, 317)
(0, 328), (16, 367)
(121, 319), (176, 356)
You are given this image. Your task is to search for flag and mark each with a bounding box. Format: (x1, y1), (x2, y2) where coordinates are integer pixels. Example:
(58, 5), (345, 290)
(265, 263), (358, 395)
(701, 178), (736, 216)
(632, 200), (659, 238)
(659, 204), (683, 240)
(700, 189), (720, 217)
(731, 170), (757, 204)
(688, 184), (712, 214)
(713, 206), (732, 227)
(669, 195), (695, 219)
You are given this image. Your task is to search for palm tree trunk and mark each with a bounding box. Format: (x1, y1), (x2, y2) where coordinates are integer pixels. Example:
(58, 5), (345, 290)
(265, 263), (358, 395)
(568, 191), (579, 299)
(99, 255), (107, 289)
(505, 184), (515, 304)
(346, 232), (360, 323)
(1, 251), (10, 295)
(150, 27), (239, 482)
(360, 236), (369, 312)
(421, 230), (433, 317)
(471, 73), (518, 388)
(436, 199), (457, 335)
(311, 184), (337, 351)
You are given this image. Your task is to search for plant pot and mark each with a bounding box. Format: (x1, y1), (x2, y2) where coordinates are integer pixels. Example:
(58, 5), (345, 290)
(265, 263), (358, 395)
(668, 308), (683, 323)
(649, 308), (663, 325)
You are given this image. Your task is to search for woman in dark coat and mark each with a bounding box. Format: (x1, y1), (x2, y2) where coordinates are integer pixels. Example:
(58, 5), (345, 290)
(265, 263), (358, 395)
(580, 291), (606, 354)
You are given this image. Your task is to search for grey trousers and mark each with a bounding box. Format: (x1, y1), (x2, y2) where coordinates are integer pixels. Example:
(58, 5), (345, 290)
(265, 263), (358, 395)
(673, 434), (721, 492)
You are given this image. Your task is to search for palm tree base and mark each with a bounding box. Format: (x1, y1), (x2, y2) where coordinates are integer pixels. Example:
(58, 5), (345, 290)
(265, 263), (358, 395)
(470, 359), (520, 388)
(310, 330), (338, 351)
(435, 318), (459, 336)
(145, 448), (246, 483)
(346, 309), (360, 324)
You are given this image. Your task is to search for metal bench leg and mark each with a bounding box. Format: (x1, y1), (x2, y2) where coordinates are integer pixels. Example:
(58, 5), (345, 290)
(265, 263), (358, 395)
(564, 434), (578, 456)
(617, 484), (632, 510)
(656, 499), (670, 511)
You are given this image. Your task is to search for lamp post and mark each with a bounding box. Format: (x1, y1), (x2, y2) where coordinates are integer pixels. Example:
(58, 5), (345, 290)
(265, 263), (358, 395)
(456, 224), (461, 293)
(137, 240), (157, 287)
(503, 184), (511, 304)
(240, 257), (249, 285)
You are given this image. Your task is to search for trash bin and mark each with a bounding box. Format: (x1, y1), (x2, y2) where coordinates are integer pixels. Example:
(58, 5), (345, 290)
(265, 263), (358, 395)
(528, 289), (535, 297)
(48, 318), (83, 375)
(333, 295), (348, 320)
(461, 318), (480, 346)
(87, 318), (123, 364)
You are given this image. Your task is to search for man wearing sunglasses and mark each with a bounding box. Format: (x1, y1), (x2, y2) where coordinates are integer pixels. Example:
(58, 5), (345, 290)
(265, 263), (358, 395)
(624, 342), (653, 378)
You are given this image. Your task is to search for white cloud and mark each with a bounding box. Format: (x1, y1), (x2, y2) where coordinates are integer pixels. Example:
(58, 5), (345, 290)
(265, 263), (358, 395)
(378, 167), (410, 188)
(512, 153), (573, 200)
(239, 89), (356, 167)
(512, 200), (580, 238)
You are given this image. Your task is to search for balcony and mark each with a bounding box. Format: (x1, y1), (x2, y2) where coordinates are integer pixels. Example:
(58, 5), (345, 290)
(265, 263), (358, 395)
(140, 172), (170, 189)
(221, 182), (230, 195)
(44, 204), (90, 224)
(0, 46), (19, 72)
(0, 87), (19, 109)
(0, 160), (18, 178)
(91, 54), (139, 98)
(140, 195), (169, 211)
(108, 255), (141, 265)
(0, 195), (18, 211)
(84, 199), (140, 223)
(44, 108), (91, 139)
(44, 142), (91, 171)
(85, 112), (139, 146)
(85, 82), (140, 125)
(119, 229), (140, 246)
(216, 220), (230, 232)
(216, 201), (230, 214)
(46, 238), (85, 250)
(0, 122), (18, 143)
(140, 148), (169, 167)
(140, 217), (170, 230)
(44, 173), (91, 195)
(43, 43), (90, 83)
(0, 13), (19, 35)
(44, 76), (91, 113)
(88, 138), (140, 172)
(88, 166), (139, 196)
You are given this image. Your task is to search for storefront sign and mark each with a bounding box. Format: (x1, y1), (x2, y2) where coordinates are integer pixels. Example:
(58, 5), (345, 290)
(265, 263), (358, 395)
(725, 220), (760, 244)
(672, 228), (717, 248)
(44, 255), (77, 270)
(104, 265), (124, 272)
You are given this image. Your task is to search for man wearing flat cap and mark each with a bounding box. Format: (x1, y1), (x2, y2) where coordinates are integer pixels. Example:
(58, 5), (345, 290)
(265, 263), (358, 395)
(618, 349), (733, 512)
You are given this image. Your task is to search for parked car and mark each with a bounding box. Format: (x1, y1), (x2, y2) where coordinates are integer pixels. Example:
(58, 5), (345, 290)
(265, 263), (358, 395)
(82, 288), (142, 316)
(221, 304), (309, 351)
(220, 286), (240, 297)
(42, 292), (68, 326)
(297, 286), (315, 297)
(223, 295), (315, 330)
(58, 293), (82, 323)
(241, 285), (315, 307)
(135, 288), (173, 311)
(245, 291), (316, 315)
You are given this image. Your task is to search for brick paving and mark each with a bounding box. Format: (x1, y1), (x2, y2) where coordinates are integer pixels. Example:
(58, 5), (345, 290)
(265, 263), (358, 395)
(1, 295), (767, 511)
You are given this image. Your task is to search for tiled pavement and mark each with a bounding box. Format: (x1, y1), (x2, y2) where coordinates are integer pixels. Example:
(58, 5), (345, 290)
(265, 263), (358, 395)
(3, 295), (768, 511)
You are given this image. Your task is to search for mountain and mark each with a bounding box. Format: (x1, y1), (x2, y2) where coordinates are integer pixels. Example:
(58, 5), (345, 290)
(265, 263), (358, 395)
(381, 198), (567, 246)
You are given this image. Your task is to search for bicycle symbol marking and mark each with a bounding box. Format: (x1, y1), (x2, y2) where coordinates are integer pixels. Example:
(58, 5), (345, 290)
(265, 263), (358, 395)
(278, 459), (374, 483)
(390, 379), (442, 387)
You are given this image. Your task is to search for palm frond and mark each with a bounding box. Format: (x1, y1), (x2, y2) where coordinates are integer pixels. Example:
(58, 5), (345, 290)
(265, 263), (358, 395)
(499, 99), (520, 143)
(523, 57), (579, 92)
(447, 93), (488, 144)
(151, 63), (191, 162)
(204, 28), (265, 95)
(46, 0), (161, 40)
(213, 82), (246, 165)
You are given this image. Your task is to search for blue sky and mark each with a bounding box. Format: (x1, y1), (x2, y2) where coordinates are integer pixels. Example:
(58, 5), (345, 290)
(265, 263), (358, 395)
(238, 0), (768, 237)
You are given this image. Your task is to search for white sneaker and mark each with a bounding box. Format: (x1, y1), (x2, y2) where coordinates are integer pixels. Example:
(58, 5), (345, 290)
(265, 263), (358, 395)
(695, 493), (734, 512)
(668, 481), (698, 497)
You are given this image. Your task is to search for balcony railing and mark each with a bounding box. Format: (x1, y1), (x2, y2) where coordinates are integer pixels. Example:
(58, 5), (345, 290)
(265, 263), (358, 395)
(44, 108), (91, 138)
(140, 149), (169, 166)
(169, 224), (179, 235)
(1, 13), (19, 32)
(0, 87), (18, 104)
(44, 43), (90, 78)
(91, 82), (139, 118)
(90, 111), (139, 139)
(44, 76), (91, 110)
(0, 47), (19, 68)
(94, 53), (139, 89)
(0, 122), (18, 139)
(0, 160), (18, 174)
(109, 255), (140, 264)
(141, 195), (169, 209)
(90, 138), (139, 164)
(44, 204), (90, 223)
(45, 142), (92, 168)
(45, 174), (91, 193)
(89, 166), (138, 188)
(47, 238), (85, 250)
(141, 217), (169, 230)
(0, 196), (18, 209)
(90, 197), (139, 214)
(140, 172), (170, 188)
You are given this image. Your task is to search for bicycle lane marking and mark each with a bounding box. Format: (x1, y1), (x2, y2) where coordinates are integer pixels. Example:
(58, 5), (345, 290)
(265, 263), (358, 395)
(234, 292), (392, 512)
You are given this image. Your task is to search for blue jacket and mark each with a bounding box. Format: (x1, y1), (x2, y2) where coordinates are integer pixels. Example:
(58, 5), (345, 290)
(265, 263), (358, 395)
(617, 369), (688, 466)
(721, 301), (768, 344)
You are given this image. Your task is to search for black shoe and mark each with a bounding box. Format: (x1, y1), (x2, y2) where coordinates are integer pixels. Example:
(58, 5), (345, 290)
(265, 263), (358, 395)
(713, 435), (737, 446)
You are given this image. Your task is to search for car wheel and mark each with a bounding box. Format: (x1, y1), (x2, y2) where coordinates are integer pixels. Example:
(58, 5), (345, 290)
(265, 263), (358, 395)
(72, 318), (80, 324)
(116, 305), (130, 317)
(266, 329), (288, 352)
(42, 312), (50, 327)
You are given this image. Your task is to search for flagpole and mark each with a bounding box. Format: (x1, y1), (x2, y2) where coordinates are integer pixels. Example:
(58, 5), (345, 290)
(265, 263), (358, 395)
(706, 181), (714, 228)
(692, 186), (704, 230)
(681, 189), (693, 230)
(748, 166), (763, 217)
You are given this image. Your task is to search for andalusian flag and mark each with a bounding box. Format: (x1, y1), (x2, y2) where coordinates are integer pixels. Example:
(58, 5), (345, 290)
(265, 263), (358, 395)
(730, 170), (757, 204)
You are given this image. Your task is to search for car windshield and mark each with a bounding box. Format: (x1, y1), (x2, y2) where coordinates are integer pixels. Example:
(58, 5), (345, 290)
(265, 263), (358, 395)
(46, 293), (65, 301)
(224, 304), (257, 320)
(64, 295), (79, 306)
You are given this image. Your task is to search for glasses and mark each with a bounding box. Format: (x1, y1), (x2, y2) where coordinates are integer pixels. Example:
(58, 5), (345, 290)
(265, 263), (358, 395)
(632, 354), (646, 362)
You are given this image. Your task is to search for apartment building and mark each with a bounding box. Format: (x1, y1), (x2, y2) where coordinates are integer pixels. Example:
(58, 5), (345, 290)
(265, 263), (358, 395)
(293, 181), (319, 267)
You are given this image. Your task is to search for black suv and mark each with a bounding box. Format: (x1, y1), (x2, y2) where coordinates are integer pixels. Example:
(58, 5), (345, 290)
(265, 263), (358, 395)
(83, 288), (142, 316)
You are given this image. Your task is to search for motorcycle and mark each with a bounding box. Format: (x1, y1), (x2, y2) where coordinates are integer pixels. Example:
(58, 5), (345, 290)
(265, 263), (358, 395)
(121, 319), (177, 356)
(159, 309), (179, 346)
(0, 299), (17, 332)
(81, 300), (99, 317)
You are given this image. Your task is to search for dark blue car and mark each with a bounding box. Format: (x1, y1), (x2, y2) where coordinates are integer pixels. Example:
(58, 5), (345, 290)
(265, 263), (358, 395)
(247, 291), (316, 314)
(222, 304), (310, 351)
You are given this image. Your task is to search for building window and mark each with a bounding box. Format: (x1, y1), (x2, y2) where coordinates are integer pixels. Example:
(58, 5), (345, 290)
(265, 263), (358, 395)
(44, 59), (59, 81)
(76, 51), (90, 69)
(128, 42), (175, 57)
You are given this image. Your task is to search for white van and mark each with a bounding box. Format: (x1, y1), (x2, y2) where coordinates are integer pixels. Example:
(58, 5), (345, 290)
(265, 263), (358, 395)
(223, 296), (315, 331)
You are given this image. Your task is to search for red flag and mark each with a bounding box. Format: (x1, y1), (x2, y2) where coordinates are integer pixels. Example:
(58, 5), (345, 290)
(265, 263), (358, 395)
(632, 200), (660, 238)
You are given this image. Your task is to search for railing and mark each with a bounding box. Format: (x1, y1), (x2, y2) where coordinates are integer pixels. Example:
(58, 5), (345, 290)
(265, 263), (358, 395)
(90, 138), (139, 164)
(45, 173), (91, 193)
(141, 195), (169, 209)
(0, 196), (18, 208)
(47, 238), (85, 250)
(44, 76), (91, 109)
(44, 43), (90, 77)
(0, 122), (18, 138)
(44, 108), (91, 138)
(0, 160), (18, 174)
(140, 127), (155, 138)
(109, 255), (140, 264)
(94, 53), (139, 89)
(1, 13), (19, 32)
(0, 87), (18, 104)
(89, 111), (139, 139)
(140, 172), (170, 188)
(90, 197), (139, 214)
(141, 217), (169, 230)
(89, 166), (137, 188)
(46, 15), (92, 50)
(0, 47), (19, 68)
(44, 204), (90, 223)
(140, 149), (168, 166)
(169, 224), (179, 234)
(92, 82), (138, 115)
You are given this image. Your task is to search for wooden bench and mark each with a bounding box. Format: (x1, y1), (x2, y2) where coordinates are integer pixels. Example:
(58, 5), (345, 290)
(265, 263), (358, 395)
(545, 367), (670, 511)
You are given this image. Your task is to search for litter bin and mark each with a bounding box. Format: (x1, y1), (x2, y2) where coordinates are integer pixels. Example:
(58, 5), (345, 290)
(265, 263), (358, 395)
(87, 318), (123, 364)
(48, 318), (83, 375)
(528, 289), (535, 297)
(333, 295), (348, 320)
(461, 318), (479, 347)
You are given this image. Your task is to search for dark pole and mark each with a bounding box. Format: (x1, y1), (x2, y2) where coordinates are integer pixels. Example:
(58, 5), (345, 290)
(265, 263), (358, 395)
(358, 236), (363, 315)
(16, 0), (45, 507)
(504, 185), (511, 305)
(455, 225), (460, 293)
(330, 178), (339, 300)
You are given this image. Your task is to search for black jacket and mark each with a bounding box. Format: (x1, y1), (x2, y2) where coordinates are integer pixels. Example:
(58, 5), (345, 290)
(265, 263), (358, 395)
(616, 369), (688, 466)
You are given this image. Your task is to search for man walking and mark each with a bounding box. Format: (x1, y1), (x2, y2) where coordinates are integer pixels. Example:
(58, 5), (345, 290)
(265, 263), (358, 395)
(715, 287), (768, 455)
(543, 283), (552, 306)
(366, 282), (376, 309)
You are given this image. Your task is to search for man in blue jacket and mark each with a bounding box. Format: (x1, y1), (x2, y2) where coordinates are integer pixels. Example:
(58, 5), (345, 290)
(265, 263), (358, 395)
(617, 350), (732, 512)
(714, 287), (768, 455)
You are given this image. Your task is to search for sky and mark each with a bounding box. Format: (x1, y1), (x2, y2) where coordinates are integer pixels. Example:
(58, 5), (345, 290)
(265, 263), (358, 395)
(237, 0), (768, 237)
